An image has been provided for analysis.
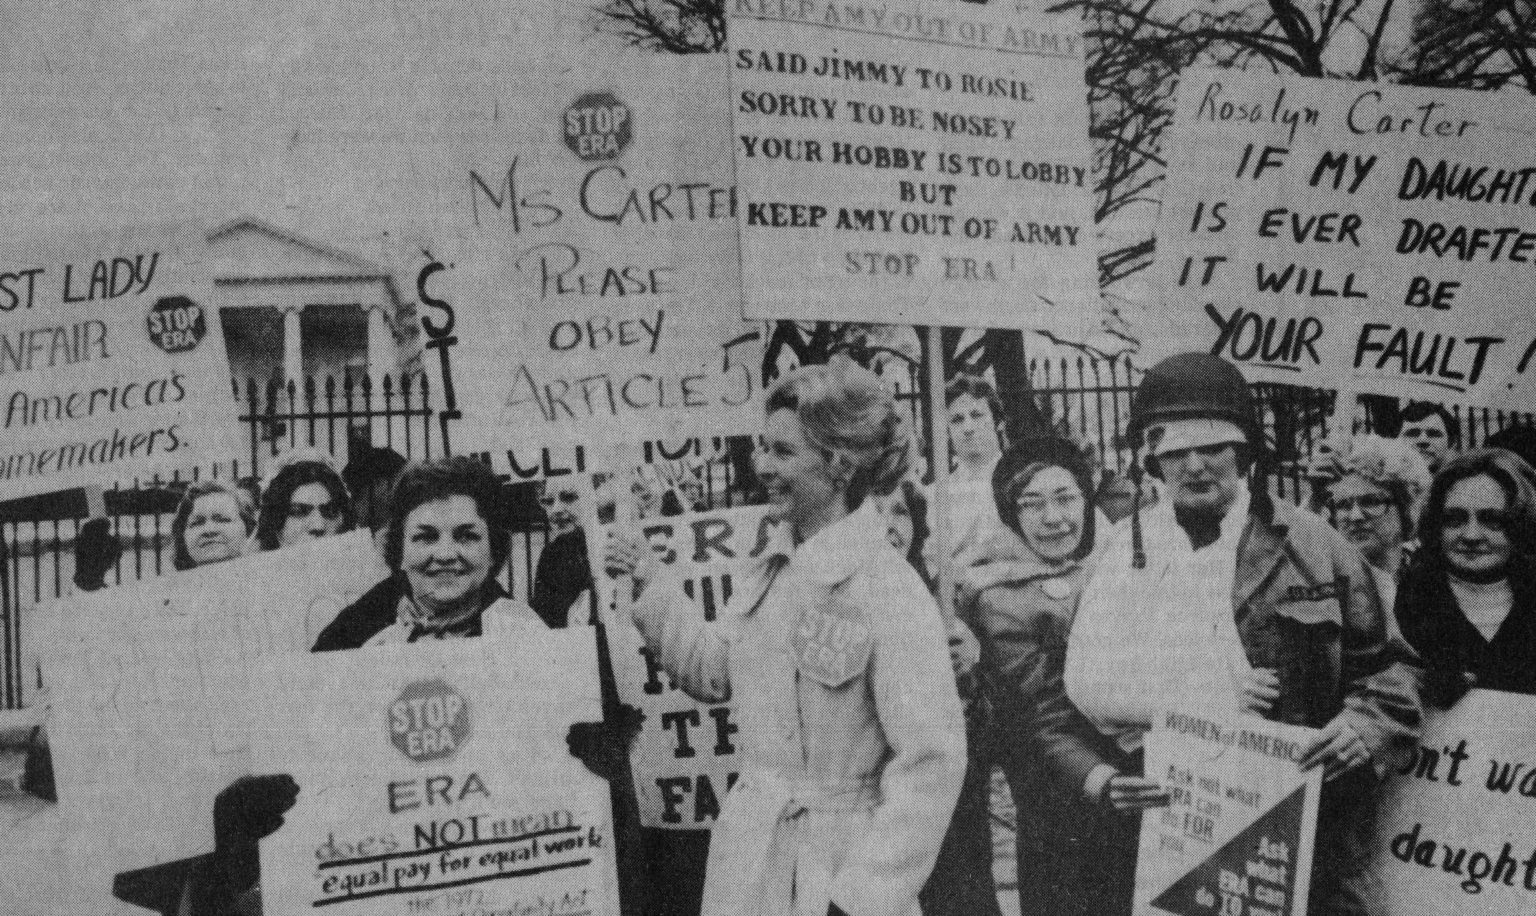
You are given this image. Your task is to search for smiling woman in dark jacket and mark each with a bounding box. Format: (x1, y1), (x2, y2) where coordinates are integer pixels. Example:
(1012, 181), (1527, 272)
(958, 438), (1167, 916)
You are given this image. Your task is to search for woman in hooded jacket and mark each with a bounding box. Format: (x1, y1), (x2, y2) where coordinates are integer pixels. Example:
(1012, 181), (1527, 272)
(959, 438), (1168, 916)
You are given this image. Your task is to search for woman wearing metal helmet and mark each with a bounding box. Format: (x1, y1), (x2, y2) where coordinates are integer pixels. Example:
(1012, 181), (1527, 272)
(1065, 353), (1421, 916)
(604, 361), (966, 916)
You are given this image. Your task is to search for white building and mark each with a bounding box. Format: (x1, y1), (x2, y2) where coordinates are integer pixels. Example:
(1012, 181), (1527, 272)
(209, 218), (419, 387)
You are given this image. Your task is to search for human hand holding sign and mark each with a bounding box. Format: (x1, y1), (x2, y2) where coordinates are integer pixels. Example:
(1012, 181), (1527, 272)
(1103, 774), (1173, 813)
(567, 703), (646, 782)
(185, 774), (299, 915)
(1297, 718), (1370, 782)
(603, 531), (660, 596)
(1239, 667), (1280, 715)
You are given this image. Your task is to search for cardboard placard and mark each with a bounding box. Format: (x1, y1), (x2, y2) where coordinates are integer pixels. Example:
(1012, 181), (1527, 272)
(253, 629), (619, 916)
(729, 0), (1097, 330)
(1135, 709), (1323, 916)
(441, 53), (764, 480)
(40, 531), (389, 876)
(593, 504), (782, 828)
(1369, 689), (1536, 914)
(1147, 68), (1536, 409)
(0, 222), (242, 500)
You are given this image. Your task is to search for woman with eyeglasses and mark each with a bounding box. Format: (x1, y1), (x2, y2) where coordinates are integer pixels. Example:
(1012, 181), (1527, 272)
(959, 438), (1168, 916)
(604, 360), (965, 916)
(254, 453), (356, 551)
(1315, 436), (1430, 612)
(1397, 448), (1536, 704)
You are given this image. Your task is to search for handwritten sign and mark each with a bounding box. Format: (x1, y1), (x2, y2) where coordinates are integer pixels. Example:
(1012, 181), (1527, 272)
(39, 531), (389, 877)
(254, 629), (619, 916)
(728, 0), (1097, 331)
(1147, 69), (1536, 409)
(440, 53), (764, 480)
(0, 222), (242, 500)
(1135, 709), (1322, 916)
(593, 504), (781, 828)
(1369, 689), (1536, 914)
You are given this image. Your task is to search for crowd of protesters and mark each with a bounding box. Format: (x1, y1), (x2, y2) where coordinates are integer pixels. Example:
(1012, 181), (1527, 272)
(15, 354), (1536, 916)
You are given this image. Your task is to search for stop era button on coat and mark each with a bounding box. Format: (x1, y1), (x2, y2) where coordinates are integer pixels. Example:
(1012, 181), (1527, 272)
(633, 503), (967, 916)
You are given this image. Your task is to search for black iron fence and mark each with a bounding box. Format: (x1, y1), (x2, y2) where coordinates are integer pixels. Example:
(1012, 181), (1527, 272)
(0, 371), (441, 708)
(3, 358), (1536, 709)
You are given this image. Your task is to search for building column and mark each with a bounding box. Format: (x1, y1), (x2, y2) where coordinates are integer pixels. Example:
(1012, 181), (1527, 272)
(282, 305), (304, 386)
(365, 304), (394, 381)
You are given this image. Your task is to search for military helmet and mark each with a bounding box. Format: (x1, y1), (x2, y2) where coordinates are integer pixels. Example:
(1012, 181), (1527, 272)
(1128, 353), (1261, 449)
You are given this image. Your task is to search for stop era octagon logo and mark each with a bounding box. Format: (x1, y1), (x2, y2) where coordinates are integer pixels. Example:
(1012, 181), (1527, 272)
(145, 295), (207, 354)
(389, 678), (470, 763)
(563, 91), (632, 161)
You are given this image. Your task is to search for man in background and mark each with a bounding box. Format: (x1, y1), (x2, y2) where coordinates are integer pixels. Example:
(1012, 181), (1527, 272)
(1399, 401), (1459, 474)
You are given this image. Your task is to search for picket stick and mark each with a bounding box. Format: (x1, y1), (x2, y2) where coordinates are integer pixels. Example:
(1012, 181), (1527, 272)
(926, 326), (954, 613)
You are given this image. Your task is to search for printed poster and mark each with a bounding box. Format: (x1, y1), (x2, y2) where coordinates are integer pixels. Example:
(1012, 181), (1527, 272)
(0, 222), (242, 500)
(1147, 68), (1536, 410)
(254, 628), (619, 916)
(1135, 709), (1323, 916)
(729, 0), (1097, 331)
(1370, 689), (1536, 915)
(592, 501), (780, 828)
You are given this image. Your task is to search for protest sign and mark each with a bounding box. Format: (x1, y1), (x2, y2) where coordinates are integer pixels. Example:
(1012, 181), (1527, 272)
(438, 53), (764, 481)
(0, 222), (242, 500)
(728, 0), (1097, 331)
(592, 501), (781, 828)
(1369, 689), (1536, 914)
(1135, 710), (1323, 916)
(253, 628), (619, 916)
(1147, 68), (1536, 410)
(39, 531), (389, 877)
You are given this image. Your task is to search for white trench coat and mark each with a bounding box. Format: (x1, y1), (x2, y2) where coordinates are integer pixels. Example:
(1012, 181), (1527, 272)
(633, 503), (966, 916)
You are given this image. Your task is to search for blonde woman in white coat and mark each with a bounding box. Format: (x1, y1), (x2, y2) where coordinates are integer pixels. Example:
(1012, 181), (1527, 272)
(606, 361), (966, 916)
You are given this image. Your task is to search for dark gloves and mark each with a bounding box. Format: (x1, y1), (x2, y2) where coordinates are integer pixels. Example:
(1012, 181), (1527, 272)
(1422, 668), (1477, 709)
(20, 725), (55, 802)
(73, 517), (122, 592)
(566, 704), (645, 781)
(827, 901), (852, 916)
(197, 773), (299, 911)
